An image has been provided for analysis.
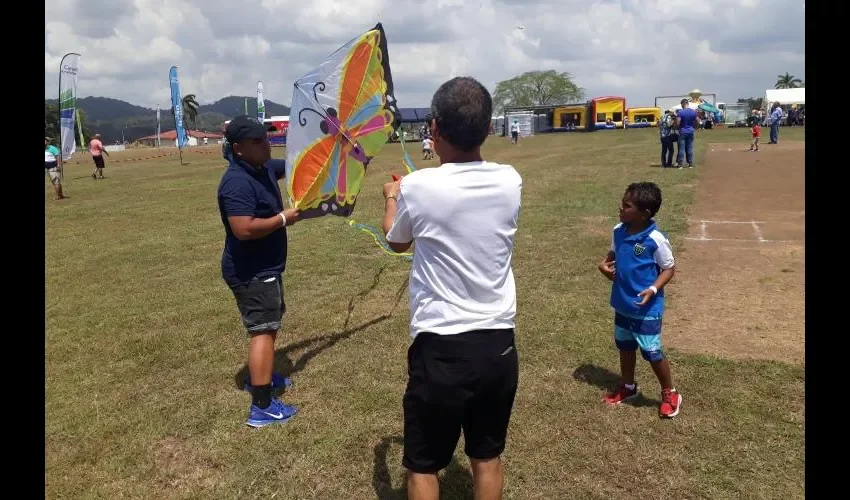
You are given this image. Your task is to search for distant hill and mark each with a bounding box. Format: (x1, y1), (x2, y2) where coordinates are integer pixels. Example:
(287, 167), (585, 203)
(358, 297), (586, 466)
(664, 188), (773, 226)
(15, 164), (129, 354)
(201, 96), (291, 117)
(44, 96), (291, 144)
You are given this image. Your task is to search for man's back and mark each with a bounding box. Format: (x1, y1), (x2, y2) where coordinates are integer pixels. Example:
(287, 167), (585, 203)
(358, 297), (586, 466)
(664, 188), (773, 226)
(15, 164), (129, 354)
(677, 108), (698, 133)
(89, 139), (103, 156)
(394, 161), (522, 337)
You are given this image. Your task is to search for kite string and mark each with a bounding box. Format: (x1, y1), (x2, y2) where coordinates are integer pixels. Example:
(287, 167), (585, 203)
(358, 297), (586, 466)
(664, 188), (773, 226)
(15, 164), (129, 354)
(346, 130), (418, 259)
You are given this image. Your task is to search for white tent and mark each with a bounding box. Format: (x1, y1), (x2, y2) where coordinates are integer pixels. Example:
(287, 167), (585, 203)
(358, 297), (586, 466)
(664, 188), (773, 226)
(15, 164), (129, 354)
(764, 88), (805, 107)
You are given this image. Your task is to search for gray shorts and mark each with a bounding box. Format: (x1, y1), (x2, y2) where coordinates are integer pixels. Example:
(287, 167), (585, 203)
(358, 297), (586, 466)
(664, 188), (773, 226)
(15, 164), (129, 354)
(230, 274), (285, 334)
(45, 165), (61, 185)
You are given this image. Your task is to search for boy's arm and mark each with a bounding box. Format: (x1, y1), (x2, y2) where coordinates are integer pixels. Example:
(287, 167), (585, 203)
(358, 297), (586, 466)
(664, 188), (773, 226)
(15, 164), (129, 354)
(635, 237), (676, 305)
(598, 231), (617, 281)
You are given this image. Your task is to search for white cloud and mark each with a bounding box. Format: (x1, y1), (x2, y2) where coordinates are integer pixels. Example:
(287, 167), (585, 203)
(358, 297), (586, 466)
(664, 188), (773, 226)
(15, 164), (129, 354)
(45, 0), (804, 110)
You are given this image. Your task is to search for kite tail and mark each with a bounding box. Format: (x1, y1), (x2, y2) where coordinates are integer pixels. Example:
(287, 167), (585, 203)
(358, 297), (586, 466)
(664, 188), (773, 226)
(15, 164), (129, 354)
(398, 130), (417, 174)
(347, 220), (413, 261)
(345, 130), (417, 260)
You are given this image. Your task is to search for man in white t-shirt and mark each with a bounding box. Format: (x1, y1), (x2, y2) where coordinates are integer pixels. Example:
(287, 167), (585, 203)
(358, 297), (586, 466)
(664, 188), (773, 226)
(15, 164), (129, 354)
(510, 119), (519, 144)
(382, 76), (522, 500)
(421, 137), (432, 160)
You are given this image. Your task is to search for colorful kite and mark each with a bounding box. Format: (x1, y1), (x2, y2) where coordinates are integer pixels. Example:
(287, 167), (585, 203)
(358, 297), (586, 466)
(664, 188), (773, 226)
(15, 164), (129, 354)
(285, 23), (402, 221)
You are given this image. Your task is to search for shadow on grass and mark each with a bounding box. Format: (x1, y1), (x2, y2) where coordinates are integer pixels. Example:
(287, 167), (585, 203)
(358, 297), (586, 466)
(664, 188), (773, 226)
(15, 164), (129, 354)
(372, 436), (473, 500)
(233, 266), (409, 391)
(572, 363), (660, 407)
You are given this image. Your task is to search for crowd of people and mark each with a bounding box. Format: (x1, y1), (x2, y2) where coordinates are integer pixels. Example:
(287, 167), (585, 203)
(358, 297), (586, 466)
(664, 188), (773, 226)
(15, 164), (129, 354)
(656, 99), (800, 164)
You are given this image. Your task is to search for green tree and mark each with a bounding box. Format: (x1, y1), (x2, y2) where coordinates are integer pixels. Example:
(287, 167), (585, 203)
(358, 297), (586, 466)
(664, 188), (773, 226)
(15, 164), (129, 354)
(775, 72), (802, 89)
(493, 70), (585, 113)
(737, 97), (764, 110)
(45, 102), (59, 140)
(44, 102), (93, 146)
(181, 94), (200, 130)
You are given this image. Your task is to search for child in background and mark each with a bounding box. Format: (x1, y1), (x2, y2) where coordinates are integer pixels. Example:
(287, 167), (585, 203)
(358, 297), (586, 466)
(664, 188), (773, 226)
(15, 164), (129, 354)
(597, 182), (682, 418)
(747, 110), (761, 152)
(422, 136), (434, 160)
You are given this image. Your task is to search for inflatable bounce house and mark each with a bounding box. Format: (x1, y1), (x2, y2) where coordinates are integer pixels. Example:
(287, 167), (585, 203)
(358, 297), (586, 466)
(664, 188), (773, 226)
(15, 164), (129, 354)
(625, 107), (661, 128)
(264, 116), (289, 146)
(551, 103), (591, 132)
(590, 96), (626, 130)
(656, 90), (722, 124)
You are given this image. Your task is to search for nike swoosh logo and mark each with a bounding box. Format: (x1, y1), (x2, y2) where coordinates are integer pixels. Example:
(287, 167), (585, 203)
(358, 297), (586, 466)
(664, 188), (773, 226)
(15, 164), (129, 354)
(263, 277), (276, 283)
(501, 346), (514, 356)
(264, 411), (283, 418)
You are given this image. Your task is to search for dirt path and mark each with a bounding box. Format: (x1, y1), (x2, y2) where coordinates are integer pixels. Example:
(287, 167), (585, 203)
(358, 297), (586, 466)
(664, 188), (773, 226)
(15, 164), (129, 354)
(665, 141), (805, 365)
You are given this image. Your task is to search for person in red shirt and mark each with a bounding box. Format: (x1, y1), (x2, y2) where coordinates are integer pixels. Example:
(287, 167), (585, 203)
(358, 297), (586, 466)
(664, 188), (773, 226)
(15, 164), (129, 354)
(89, 133), (110, 179)
(747, 110), (761, 152)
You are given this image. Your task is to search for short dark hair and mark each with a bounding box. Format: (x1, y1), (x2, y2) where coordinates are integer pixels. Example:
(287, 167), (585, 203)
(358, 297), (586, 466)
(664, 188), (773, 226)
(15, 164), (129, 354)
(680, 99), (689, 106)
(430, 77), (492, 152)
(624, 182), (663, 217)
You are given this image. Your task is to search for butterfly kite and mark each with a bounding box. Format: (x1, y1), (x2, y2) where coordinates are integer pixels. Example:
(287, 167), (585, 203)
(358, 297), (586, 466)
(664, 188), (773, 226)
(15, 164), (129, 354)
(285, 23), (416, 258)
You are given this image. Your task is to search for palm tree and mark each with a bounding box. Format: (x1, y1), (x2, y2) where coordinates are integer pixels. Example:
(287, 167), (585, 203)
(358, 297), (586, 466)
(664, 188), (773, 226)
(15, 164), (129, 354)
(181, 94), (200, 130)
(775, 73), (803, 89)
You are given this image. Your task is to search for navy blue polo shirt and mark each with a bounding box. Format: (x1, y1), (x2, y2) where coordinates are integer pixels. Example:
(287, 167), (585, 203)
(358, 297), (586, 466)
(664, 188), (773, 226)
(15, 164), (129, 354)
(217, 158), (288, 286)
(610, 221), (675, 317)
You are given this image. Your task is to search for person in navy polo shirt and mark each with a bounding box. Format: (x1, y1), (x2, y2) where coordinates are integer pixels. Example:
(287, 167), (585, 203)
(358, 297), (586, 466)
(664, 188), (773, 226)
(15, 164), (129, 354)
(597, 182), (682, 418)
(217, 115), (301, 427)
(675, 99), (700, 169)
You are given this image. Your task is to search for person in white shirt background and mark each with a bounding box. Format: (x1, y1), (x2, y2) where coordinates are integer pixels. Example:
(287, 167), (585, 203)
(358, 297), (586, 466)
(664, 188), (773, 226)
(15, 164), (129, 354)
(382, 76), (523, 500)
(421, 136), (433, 160)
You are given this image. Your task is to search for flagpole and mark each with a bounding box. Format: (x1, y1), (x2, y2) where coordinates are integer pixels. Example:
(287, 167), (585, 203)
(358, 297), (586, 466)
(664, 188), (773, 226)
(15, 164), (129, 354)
(58, 52), (80, 182)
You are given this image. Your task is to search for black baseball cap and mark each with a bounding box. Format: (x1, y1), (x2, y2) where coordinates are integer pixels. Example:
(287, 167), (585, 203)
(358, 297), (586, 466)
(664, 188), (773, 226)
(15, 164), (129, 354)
(225, 115), (277, 143)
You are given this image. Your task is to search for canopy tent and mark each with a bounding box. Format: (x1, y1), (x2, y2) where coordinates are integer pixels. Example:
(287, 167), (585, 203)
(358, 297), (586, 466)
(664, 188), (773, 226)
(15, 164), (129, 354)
(764, 88), (805, 107)
(398, 107), (431, 123)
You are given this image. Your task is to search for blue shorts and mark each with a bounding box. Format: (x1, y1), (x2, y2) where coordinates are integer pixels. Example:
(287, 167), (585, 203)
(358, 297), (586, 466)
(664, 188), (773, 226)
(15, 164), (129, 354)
(613, 311), (665, 362)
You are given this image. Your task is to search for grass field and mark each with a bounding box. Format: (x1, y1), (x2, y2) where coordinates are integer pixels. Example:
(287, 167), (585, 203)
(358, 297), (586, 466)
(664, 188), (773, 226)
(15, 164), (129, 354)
(46, 126), (805, 499)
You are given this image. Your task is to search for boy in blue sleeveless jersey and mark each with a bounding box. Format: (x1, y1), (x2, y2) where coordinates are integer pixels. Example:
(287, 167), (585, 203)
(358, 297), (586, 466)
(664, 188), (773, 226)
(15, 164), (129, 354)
(597, 182), (682, 418)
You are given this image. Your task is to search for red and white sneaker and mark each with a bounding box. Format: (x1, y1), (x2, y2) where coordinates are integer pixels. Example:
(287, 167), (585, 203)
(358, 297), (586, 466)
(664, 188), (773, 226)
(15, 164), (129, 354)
(603, 384), (639, 405)
(659, 388), (683, 418)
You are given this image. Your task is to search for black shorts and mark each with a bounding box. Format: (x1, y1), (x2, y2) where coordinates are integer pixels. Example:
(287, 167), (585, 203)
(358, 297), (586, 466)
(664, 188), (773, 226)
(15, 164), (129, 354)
(403, 328), (518, 473)
(93, 155), (105, 168)
(229, 274), (286, 334)
(511, 131), (519, 139)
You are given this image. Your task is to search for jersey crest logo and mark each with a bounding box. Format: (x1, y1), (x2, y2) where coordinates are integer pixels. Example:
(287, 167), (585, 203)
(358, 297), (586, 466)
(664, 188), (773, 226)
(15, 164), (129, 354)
(634, 243), (646, 256)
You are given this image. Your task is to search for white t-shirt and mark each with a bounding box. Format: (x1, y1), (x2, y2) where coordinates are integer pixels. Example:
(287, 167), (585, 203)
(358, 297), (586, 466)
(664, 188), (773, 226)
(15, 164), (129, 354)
(386, 161), (522, 338)
(511, 123), (519, 133)
(422, 139), (431, 150)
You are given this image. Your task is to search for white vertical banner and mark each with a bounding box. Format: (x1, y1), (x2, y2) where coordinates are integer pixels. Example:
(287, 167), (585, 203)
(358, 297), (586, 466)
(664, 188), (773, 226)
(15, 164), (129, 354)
(257, 81), (265, 121)
(59, 52), (81, 161)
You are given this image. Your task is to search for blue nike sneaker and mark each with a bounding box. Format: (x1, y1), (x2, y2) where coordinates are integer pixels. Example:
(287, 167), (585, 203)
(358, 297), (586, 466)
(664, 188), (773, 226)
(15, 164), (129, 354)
(246, 399), (297, 428)
(243, 373), (292, 392)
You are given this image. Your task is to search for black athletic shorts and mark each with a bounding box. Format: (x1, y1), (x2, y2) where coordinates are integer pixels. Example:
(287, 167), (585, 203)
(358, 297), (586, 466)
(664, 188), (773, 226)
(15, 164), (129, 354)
(93, 155), (105, 168)
(402, 328), (519, 473)
(229, 274), (286, 334)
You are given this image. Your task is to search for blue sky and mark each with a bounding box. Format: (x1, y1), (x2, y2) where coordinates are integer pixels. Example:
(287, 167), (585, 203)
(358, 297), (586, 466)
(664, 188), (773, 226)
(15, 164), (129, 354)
(45, 0), (805, 109)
